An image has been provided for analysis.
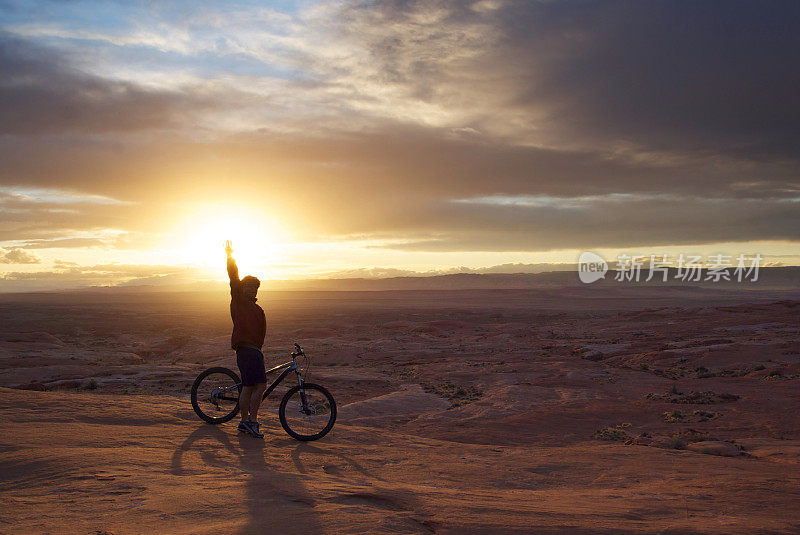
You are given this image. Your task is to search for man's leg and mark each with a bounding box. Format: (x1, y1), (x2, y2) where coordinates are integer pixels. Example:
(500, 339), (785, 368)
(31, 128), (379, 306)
(239, 385), (254, 422)
(249, 382), (267, 421)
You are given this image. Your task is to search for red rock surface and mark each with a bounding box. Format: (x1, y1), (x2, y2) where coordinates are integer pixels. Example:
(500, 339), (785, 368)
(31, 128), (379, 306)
(1, 286), (799, 533)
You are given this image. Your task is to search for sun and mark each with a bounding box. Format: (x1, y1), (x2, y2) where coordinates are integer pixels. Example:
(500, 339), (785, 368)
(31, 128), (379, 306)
(176, 204), (287, 274)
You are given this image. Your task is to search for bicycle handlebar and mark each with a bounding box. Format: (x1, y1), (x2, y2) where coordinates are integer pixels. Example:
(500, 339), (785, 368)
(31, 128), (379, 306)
(291, 343), (304, 357)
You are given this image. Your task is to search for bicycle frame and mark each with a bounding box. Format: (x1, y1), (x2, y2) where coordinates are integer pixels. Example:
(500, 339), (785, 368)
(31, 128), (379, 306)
(260, 359), (304, 400)
(192, 343), (335, 439)
(212, 352), (307, 406)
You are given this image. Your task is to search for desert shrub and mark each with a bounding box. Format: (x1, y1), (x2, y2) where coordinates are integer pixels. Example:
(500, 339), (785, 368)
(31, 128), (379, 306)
(646, 390), (739, 404)
(81, 378), (99, 390)
(395, 368), (418, 380)
(593, 424), (631, 441)
(695, 366), (717, 378)
(666, 437), (687, 449)
(422, 381), (483, 409)
(692, 410), (722, 421)
(663, 410), (684, 423)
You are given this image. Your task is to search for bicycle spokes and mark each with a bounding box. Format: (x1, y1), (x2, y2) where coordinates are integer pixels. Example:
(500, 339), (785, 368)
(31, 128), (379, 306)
(280, 385), (335, 440)
(191, 368), (241, 424)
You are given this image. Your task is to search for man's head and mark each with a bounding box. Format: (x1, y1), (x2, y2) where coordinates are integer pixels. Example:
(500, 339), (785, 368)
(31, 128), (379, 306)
(241, 275), (260, 300)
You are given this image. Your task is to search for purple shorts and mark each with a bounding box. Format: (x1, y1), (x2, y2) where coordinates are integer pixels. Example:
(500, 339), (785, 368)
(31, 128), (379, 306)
(236, 345), (266, 386)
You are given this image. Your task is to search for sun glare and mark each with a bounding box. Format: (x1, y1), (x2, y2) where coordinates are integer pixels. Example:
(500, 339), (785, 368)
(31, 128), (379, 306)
(175, 204), (287, 275)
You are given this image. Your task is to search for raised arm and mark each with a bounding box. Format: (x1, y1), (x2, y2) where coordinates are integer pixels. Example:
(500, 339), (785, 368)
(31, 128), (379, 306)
(226, 240), (241, 296)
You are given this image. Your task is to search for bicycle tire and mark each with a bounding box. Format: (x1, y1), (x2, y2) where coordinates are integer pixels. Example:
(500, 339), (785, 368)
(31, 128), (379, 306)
(279, 383), (336, 441)
(191, 367), (241, 424)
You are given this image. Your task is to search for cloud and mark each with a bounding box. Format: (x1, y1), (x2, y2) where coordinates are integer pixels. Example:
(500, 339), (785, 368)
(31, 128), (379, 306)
(21, 238), (111, 249)
(4, 1), (800, 158)
(0, 185), (138, 243)
(366, 194), (800, 252)
(0, 247), (40, 264)
(0, 121), (798, 251)
(0, 31), (221, 135)
(0, 2), (797, 260)
(335, 0), (800, 159)
(0, 262), (207, 291)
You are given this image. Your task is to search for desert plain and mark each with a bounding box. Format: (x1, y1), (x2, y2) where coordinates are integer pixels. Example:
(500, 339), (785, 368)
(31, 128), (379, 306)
(1, 280), (800, 534)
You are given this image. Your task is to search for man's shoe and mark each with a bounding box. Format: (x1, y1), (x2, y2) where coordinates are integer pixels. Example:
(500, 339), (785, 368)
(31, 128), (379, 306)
(237, 421), (248, 433)
(242, 420), (264, 438)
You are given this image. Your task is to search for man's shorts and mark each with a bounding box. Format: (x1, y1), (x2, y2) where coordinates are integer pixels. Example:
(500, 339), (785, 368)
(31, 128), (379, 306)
(236, 345), (267, 386)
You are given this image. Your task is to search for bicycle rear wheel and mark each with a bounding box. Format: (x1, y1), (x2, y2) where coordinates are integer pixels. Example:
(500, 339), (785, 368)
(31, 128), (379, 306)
(279, 383), (336, 441)
(191, 367), (241, 424)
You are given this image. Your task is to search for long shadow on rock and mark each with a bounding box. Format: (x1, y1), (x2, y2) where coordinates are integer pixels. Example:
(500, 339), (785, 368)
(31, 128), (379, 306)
(291, 442), (439, 533)
(172, 424), (322, 534)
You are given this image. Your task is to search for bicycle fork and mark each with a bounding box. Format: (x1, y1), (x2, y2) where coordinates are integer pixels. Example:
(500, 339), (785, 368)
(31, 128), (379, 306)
(294, 368), (313, 414)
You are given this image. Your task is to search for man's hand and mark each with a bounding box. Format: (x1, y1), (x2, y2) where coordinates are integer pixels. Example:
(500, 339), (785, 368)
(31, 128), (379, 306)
(225, 240), (233, 257)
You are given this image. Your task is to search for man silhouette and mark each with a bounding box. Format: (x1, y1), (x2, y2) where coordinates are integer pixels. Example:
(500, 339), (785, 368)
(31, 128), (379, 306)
(225, 240), (267, 438)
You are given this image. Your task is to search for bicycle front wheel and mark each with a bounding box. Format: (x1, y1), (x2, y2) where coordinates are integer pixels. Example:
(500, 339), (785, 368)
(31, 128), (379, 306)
(191, 367), (241, 424)
(279, 383), (336, 441)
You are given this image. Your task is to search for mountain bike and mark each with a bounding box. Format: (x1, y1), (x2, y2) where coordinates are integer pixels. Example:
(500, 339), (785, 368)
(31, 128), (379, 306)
(190, 343), (336, 441)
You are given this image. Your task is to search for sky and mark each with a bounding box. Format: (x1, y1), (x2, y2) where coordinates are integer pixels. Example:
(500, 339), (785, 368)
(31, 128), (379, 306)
(0, 0), (798, 290)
